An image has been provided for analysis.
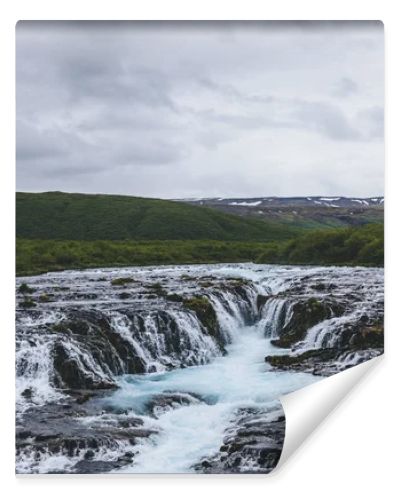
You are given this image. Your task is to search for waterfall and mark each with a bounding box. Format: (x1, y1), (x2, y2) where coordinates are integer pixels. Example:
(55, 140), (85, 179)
(15, 263), (384, 410)
(259, 298), (292, 339)
(295, 315), (353, 350)
(16, 335), (62, 413)
(207, 287), (257, 342)
(15, 263), (384, 474)
(294, 307), (378, 352)
(111, 310), (221, 373)
(16, 310), (69, 412)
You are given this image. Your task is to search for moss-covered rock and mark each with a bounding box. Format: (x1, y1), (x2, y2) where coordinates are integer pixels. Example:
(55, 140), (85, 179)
(271, 297), (345, 348)
(256, 294), (269, 311)
(18, 283), (35, 294)
(183, 296), (219, 339)
(166, 293), (183, 302)
(145, 282), (166, 297)
(180, 274), (193, 281)
(39, 293), (52, 303)
(53, 343), (117, 390)
(199, 280), (214, 288)
(265, 348), (337, 370)
(19, 298), (37, 308)
(111, 277), (135, 286)
(224, 277), (249, 285)
(349, 323), (384, 349)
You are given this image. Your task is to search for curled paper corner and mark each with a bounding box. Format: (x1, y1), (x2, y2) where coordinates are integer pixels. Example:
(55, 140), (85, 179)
(275, 355), (384, 472)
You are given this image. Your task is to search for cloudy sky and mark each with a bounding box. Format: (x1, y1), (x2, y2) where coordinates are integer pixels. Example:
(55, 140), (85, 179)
(16, 21), (384, 199)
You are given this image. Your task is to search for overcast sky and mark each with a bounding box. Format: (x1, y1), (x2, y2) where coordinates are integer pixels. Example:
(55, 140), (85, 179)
(16, 21), (384, 199)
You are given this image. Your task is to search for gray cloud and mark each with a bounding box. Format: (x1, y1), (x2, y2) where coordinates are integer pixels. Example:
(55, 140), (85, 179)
(332, 77), (359, 97)
(16, 21), (384, 197)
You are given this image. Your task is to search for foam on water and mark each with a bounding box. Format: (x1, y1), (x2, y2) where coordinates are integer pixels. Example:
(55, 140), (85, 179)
(15, 263), (383, 473)
(107, 322), (318, 473)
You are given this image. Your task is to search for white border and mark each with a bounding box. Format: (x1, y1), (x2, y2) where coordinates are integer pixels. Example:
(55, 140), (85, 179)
(1, 1), (398, 498)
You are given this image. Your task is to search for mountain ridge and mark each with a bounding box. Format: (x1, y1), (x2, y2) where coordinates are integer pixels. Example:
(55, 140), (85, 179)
(174, 195), (384, 208)
(16, 191), (300, 242)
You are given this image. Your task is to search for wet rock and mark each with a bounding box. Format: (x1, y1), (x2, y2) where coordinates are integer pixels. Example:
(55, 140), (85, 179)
(270, 297), (345, 348)
(145, 392), (203, 417)
(73, 460), (122, 474)
(166, 293), (183, 302)
(21, 388), (33, 399)
(15, 263), (383, 473)
(194, 407), (285, 474)
(53, 342), (117, 390)
(39, 293), (52, 303)
(18, 283), (36, 294)
(111, 277), (135, 286)
(16, 399), (155, 474)
(183, 296), (220, 340)
(256, 294), (269, 311)
(19, 298), (37, 308)
(83, 449), (95, 460)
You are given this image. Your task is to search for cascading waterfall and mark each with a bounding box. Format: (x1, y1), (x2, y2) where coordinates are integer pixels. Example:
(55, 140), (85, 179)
(16, 336), (62, 412)
(297, 314), (356, 350)
(110, 310), (220, 373)
(15, 263), (384, 474)
(259, 298), (293, 339)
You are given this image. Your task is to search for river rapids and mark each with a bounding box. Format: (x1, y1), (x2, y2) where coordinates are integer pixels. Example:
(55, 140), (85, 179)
(15, 263), (384, 474)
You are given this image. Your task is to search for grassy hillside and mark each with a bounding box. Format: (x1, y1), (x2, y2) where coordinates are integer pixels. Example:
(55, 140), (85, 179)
(16, 192), (300, 242)
(15, 192), (383, 275)
(16, 224), (383, 276)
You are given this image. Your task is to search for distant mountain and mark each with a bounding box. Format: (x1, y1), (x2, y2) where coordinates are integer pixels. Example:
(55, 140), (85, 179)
(175, 196), (384, 209)
(175, 196), (384, 230)
(16, 192), (301, 242)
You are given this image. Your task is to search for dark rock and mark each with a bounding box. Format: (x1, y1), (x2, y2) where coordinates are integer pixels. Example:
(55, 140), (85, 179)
(194, 406), (285, 474)
(145, 392), (202, 417)
(73, 460), (122, 474)
(21, 388), (33, 399)
(83, 449), (95, 460)
(166, 293), (183, 302)
(111, 277), (135, 286)
(19, 298), (37, 308)
(256, 295), (269, 311)
(18, 283), (36, 294)
(183, 296), (220, 340)
(271, 297), (345, 348)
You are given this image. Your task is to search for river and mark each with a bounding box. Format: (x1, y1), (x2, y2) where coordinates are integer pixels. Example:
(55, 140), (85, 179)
(15, 263), (383, 473)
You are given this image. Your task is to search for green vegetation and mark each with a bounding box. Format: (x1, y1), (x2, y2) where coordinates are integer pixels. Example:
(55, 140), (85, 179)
(15, 239), (277, 276)
(38, 293), (51, 302)
(18, 283), (35, 294)
(256, 223), (384, 267)
(182, 297), (219, 338)
(16, 223), (383, 276)
(147, 282), (166, 296)
(15, 192), (383, 275)
(111, 277), (135, 286)
(16, 191), (300, 242)
(19, 297), (37, 308)
(166, 293), (184, 302)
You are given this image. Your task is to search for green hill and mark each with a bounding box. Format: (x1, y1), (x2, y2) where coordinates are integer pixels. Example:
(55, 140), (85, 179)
(16, 192), (300, 242)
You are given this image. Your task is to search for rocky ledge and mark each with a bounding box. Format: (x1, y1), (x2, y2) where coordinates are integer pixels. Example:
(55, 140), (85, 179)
(194, 406), (285, 474)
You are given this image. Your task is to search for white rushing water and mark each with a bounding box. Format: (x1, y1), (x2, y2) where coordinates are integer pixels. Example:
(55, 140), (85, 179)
(105, 320), (318, 473)
(15, 263), (383, 473)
